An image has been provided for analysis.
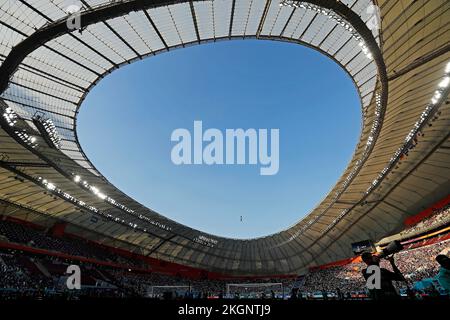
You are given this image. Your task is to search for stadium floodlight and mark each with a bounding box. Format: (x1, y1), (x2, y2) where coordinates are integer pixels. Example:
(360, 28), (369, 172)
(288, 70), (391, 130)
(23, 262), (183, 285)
(39, 170), (175, 234)
(89, 186), (107, 200)
(361, 58), (450, 199)
(79, 177), (167, 229)
(90, 186), (99, 195)
(438, 77), (449, 88)
(32, 115), (61, 149)
(2, 107), (18, 126)
(15, 130), (38, 149)
(433, 91), (442, 100)
(97, 192), (107, 200)
(46, 183), (56, 191)
(35, 176), (172, 238)
(78, 178), (154, 224)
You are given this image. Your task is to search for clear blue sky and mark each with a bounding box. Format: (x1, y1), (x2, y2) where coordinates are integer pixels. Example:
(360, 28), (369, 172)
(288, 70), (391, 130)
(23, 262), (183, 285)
(78, 40), (360, 239)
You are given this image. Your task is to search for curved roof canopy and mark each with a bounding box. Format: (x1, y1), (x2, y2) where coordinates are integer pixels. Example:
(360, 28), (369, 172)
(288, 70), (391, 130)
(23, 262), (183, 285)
(0, 0), (449, 275)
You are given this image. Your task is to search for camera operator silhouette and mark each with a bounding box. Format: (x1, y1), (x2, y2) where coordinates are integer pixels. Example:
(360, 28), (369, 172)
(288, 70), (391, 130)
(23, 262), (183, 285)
(361, 251), (406, 300)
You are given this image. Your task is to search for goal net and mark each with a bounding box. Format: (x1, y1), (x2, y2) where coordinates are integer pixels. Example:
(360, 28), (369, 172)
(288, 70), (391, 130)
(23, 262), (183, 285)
(226, 283), (284, 299)
(147, 285), (191, 299)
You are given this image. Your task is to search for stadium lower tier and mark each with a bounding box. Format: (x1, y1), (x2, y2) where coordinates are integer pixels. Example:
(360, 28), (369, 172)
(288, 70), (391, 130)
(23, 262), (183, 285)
(0, 216), (449, 300)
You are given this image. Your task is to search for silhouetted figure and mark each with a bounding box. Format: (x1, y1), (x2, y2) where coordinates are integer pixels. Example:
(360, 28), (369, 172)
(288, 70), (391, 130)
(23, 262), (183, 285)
(361, 252), (405, 300)
(289, 288), (298, 300)
(336, 288), (343, 300)
(321, 289), (328, 300)
(436, 254), (450, 292)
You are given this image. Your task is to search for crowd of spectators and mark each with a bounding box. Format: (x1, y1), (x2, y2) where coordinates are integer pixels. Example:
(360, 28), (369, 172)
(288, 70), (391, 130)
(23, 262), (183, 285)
(301, 262), (366, 294)
(0, 219), (298, 299)
(400, 205), (450, 236)
(0, 219), (142, 268)
(107, 269), (295, 298)
(0, 250), (127, 300)
(0, 253), (36, 291)
(1, 238), (448, 300)
(0, 249), (296, 300)
(0, 218), (449, 300)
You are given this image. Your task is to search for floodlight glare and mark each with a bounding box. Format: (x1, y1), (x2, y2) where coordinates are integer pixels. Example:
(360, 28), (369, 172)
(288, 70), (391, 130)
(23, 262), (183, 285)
(438, 77), (449, 88)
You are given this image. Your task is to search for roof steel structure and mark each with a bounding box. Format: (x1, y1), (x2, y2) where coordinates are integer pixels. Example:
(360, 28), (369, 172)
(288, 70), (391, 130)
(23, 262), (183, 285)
(0, 0), (449, 275)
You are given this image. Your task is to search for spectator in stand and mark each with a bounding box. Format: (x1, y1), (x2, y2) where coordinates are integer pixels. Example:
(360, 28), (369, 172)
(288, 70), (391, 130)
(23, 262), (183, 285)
(435, 248), (450, 292)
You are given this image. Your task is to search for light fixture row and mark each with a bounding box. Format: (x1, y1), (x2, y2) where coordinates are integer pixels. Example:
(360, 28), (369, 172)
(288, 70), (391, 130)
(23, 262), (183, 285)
(279, 0), (375, 59)
(72, 173), (172, 232)
(323, 61), (450, 236)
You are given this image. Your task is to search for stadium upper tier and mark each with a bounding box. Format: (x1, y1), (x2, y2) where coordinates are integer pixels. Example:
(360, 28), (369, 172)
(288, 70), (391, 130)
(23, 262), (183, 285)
(0, 0), (449, 276)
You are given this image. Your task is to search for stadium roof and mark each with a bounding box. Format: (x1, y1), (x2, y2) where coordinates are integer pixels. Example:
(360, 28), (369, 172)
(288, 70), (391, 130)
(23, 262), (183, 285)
(0, 0), (449, 275)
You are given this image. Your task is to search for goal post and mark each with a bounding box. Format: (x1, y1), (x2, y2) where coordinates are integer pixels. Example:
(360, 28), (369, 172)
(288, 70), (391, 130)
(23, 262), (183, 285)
(148, 285), (191, 298)
(226, 283), (285, 298)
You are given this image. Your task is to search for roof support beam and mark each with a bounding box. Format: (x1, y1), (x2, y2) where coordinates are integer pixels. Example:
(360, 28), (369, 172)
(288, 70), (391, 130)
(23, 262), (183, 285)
(0, 20), (100, 77)
(298, 13), (318, 40)
(2, 161), (50, 168)
(0, 0), (388, 111)
(79, 0), (142, 59)
(142, 10), (169, 51)
(388, 43), (450, 81)
(256, 0), (272, 38)
(17, 0), (118, 69)
(189, 1), (201, 43)
(0, 0), (390, 274)
(280, 7), (296, 37)
(228, 0), (236, 38)
(147, 234), (177, 256)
